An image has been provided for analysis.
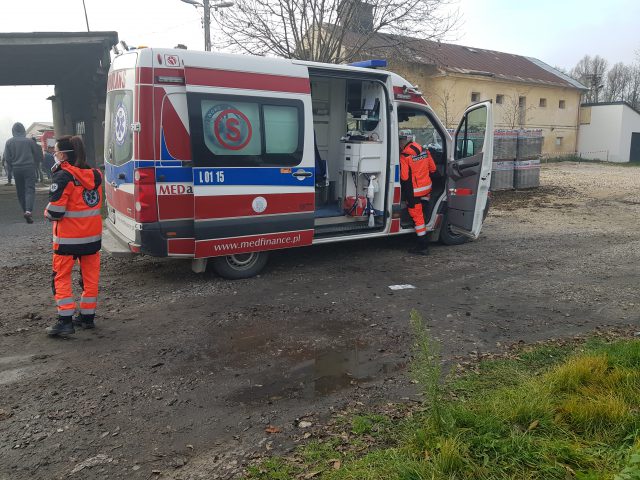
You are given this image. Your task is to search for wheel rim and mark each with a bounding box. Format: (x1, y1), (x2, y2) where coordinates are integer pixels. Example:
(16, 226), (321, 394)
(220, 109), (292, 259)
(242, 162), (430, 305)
(446, 222), (463, 238)
(225, 253), (259, 271)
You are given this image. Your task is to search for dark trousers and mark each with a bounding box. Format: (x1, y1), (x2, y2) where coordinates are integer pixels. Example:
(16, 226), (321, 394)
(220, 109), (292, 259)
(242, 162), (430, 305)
(13, 167), (36, 213)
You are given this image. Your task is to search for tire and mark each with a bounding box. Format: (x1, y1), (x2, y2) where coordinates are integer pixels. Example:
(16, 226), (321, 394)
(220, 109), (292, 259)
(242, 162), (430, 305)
(211, 251), (269, 279)
(438, 214), (469, 246)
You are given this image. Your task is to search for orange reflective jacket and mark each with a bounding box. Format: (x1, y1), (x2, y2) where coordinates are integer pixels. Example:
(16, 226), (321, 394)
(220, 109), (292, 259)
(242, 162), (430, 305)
(45, 162), (103, 255)
(400, 142), (437, 197)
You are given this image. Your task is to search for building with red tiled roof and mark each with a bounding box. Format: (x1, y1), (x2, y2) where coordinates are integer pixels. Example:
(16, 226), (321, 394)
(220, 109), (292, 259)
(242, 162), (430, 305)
(347, 31), (588, 155)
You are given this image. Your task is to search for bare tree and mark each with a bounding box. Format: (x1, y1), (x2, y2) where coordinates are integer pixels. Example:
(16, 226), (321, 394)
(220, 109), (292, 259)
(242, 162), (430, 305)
(625, 63), (640, 110)
(211, 0), (460, 63)
(570, 55), (608, 102)
(603, 62), (631, 102)
(424, 84), (458, 129)
(501, 92), (535, 130)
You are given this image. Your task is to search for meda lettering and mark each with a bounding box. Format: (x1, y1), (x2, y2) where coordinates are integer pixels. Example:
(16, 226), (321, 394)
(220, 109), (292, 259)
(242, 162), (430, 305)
(158, 184), (193, 195)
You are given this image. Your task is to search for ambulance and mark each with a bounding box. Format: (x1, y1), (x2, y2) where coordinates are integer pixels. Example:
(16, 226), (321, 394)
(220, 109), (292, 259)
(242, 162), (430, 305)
(103, 46), (493, 279)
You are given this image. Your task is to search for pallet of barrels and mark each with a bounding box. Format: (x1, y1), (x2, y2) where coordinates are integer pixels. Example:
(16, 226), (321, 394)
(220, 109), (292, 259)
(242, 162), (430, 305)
(515, 129), (543, 188)
(491, 129), (518, 190)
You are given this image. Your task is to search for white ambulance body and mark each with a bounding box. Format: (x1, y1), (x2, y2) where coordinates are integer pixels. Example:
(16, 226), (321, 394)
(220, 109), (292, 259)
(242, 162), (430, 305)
(103, 47), (493, 278)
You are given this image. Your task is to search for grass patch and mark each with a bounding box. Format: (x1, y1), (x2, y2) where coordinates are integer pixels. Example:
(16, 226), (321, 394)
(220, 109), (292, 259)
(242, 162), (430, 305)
(244, 315), (640, 479)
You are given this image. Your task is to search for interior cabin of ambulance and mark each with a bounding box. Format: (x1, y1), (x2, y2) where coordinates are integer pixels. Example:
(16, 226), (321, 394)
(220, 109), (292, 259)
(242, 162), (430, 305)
(310, 73), (447, 237)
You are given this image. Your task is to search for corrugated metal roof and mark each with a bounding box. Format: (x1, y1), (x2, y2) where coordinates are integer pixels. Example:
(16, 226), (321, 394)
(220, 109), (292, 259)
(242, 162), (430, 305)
(346, 31), (587, 90)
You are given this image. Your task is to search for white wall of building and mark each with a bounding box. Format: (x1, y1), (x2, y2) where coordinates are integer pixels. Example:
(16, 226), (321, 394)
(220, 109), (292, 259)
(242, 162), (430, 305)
(578, 104), (623, 162)
(620, 105), (640, 162)
(578, 103), (640, 162)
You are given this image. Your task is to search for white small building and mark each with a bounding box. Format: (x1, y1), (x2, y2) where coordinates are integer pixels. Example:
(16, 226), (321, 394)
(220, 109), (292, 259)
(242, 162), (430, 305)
(578, 102), (640, 162)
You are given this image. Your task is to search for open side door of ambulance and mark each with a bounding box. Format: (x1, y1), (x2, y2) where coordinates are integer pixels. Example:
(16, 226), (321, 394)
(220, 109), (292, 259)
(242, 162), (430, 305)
(184, 61), (316, 261)
(446, 100), (494, 239)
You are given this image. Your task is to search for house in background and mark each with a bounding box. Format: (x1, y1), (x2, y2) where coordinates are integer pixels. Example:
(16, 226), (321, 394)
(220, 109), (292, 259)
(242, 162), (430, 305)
(369, 39), (587, 156)
(25, 122), (54, 150)
(578, 102), (640, 162)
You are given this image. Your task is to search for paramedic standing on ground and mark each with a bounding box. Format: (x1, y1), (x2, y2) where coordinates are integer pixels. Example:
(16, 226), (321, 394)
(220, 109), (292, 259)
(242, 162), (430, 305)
(399, 129), (436, 255)
(44, 136), (103, 336)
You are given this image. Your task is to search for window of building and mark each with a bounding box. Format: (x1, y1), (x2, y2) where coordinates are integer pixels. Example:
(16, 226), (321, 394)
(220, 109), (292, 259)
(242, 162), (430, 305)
(555, 137), (563, 147)
(539, 98), (547, 107)
(471, 92), (480, 102)
(559, 100), (566, 109)
(518, 96), (526, 125)
(496, 94), (504, 104)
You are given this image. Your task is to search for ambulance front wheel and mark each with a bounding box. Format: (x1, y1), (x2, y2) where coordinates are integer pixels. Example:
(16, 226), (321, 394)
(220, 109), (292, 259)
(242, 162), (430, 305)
(438, 215), (469, 246)
(211, 252), (270, 279)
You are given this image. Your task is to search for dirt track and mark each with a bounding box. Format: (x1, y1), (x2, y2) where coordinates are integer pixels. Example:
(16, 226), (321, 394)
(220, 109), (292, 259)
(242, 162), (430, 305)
(0, 162), (638, 479)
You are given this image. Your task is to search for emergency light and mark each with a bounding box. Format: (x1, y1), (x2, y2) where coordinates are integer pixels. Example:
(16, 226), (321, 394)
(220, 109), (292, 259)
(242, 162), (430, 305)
(348, 59), (387, 69)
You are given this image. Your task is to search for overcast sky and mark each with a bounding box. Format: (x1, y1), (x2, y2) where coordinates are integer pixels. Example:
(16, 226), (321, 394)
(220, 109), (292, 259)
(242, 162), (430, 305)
(1, 0), (638, 147)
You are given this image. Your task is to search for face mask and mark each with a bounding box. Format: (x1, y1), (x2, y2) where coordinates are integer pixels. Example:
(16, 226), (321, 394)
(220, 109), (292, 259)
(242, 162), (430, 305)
(52, 150), (72, 170)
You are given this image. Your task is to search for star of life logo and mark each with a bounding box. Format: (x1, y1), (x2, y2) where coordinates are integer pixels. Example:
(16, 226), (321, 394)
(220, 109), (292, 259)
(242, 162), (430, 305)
(114, 103), (128, 146)
(83, 189), (100, 207)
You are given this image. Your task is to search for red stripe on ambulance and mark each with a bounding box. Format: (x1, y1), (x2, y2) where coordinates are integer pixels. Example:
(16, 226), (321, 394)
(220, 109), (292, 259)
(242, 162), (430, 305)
(194, 192), (314, 220)
(136, 86), (154, 160)
(157, 194), (194, 220)
(185, 67), (311, 94)
(168, 238), (195, 255)
(195, 230), (314, 257)
(393, 186), (401, 204)
(161, 96), (191, 160)
(105, 183), (134, 219)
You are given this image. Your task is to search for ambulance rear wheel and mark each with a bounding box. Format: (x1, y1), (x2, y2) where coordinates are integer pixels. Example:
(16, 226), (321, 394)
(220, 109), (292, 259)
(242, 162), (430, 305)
(211, 252), (269, 279)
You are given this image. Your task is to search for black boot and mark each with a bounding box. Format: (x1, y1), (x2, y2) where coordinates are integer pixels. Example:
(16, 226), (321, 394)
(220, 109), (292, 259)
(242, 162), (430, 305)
(410, 236), (430, 255)
(46, 317), (75, 336)
(72, 314), (95, 329)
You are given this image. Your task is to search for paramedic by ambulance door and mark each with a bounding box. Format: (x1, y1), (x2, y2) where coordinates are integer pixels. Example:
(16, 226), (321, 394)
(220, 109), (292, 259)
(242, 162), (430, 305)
(446, 101), (494, 239)
(186, 85), (315, 258)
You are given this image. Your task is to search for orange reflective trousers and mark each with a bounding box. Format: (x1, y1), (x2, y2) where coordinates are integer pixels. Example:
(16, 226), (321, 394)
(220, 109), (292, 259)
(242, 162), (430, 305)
(408, 200), (428, 237)
(52, 252), (100, 319)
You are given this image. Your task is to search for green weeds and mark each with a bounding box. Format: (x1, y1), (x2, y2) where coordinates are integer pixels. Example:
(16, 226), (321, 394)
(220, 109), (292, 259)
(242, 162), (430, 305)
(244, 313), (640, 479)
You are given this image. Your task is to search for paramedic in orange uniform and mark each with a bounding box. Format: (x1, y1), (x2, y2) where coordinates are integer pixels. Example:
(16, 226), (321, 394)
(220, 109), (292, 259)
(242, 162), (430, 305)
(399, 129), (436, 255)
(44, 136), (103, 336)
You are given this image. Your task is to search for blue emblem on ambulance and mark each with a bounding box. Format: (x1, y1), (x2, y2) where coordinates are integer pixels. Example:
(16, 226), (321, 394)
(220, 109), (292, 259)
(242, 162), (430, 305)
(114, 102), (128, 146)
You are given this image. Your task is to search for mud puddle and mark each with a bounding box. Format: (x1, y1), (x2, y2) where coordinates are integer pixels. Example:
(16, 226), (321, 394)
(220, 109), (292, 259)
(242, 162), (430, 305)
(228, 345), (406, 404)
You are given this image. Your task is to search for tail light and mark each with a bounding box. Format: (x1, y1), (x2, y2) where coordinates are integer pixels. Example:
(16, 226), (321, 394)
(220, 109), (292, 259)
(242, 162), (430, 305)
(134, 167), (158, 223)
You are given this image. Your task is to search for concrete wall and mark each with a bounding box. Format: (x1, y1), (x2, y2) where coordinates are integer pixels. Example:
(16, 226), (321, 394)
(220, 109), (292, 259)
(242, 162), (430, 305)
(620, 105), (640, 162)
(389, 63), (582, 157)
(578, 104), (640, 162)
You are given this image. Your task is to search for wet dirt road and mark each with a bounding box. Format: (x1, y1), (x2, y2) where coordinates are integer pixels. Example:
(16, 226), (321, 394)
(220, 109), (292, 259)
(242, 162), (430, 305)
(0, 163), (638, 479)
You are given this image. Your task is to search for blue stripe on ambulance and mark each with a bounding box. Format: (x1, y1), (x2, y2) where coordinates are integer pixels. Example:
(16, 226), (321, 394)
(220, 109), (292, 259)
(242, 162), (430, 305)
(104, 161), (134, 187)
(193, 167), (315, 187)
(395, 164), (399, 183)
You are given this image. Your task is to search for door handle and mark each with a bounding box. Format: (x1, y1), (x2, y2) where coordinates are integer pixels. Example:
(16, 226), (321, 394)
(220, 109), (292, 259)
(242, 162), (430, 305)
(292, 170), (312, 178)
(111, 181), (118, 189)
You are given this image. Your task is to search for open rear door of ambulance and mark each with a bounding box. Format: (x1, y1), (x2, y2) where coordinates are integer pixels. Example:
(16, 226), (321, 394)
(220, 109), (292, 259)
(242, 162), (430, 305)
(446, 101), (494, 239)
(184, 59), (315, 277)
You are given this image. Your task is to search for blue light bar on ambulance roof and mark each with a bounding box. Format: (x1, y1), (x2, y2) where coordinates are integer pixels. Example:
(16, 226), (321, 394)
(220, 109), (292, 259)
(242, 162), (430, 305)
(348, 59), (388, 69)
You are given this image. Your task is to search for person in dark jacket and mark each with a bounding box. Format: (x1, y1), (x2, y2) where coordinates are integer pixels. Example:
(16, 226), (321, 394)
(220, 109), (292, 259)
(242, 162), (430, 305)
(43, 145), (55, 180)
(3, 123), (41, 223)
(32, 137), (44, 183)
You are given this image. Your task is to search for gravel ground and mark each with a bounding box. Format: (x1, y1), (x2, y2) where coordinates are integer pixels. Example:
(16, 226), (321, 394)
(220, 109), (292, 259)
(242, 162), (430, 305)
(0, 162), (638, 480)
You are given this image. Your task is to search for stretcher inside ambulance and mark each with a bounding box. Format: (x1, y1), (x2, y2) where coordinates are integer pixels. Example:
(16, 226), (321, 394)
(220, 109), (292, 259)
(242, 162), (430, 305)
(103, 47), (493, 279)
